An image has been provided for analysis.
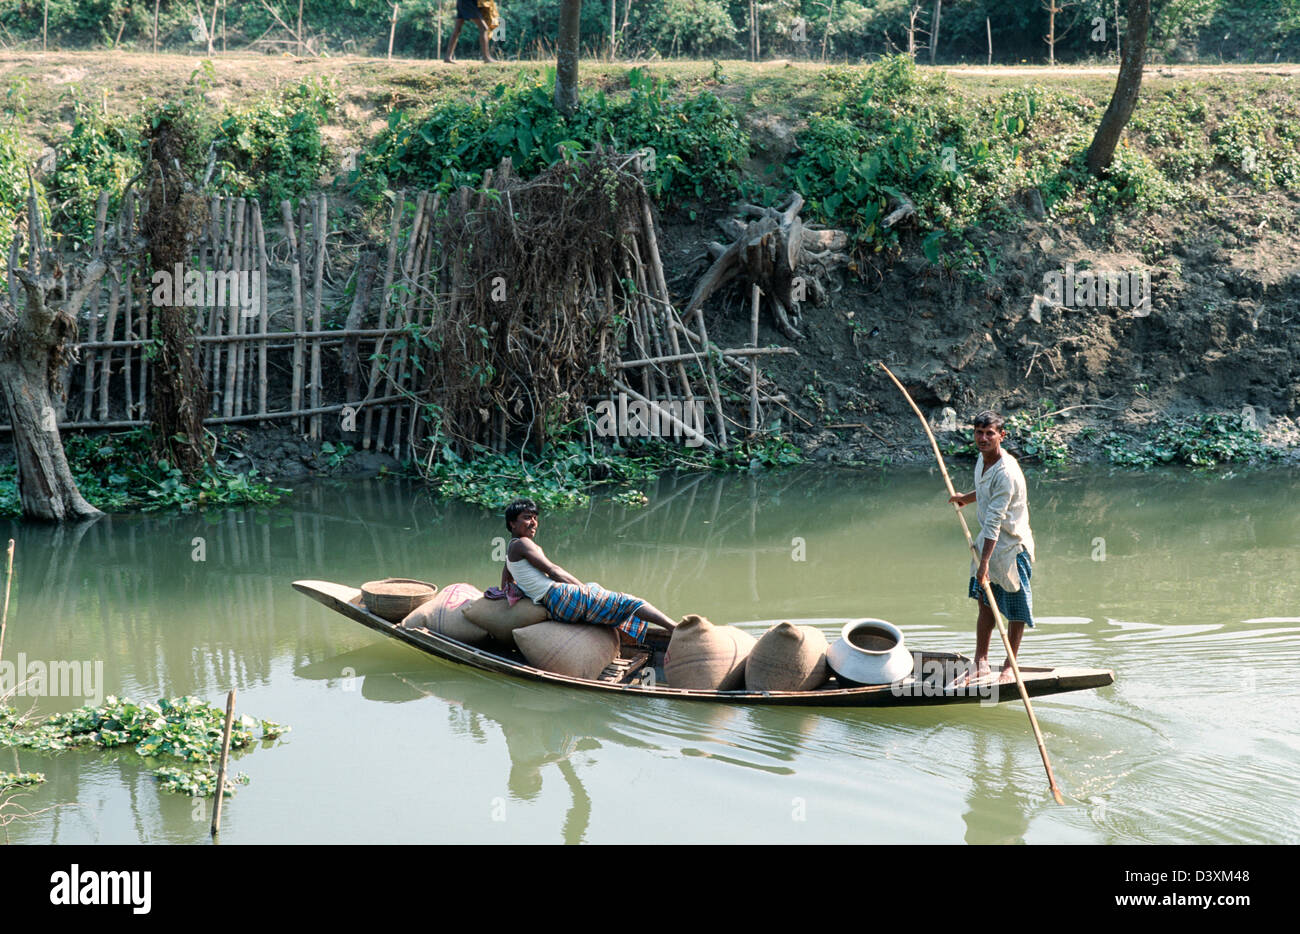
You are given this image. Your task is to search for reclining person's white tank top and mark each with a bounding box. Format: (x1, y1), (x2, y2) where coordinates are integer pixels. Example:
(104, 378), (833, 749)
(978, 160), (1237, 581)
(506, 540), (554, 603)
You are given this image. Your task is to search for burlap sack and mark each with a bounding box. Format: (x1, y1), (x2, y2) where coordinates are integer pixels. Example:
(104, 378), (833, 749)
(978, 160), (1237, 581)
(400, 582), (489, 646)
(745, 621), (828, 692)
(514, 622), (620, 680)
(462, 593), (550, 644)
(664, 614), (755, 690)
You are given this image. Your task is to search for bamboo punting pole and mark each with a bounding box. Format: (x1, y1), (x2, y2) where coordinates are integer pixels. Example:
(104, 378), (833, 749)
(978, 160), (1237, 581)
(364, 191), (405, 450)
(254, 203), (270, 419)
(878, 362), (1066, 805)
(281, 199), (306, 434)
(210, 687), (236, 837)
(82, 192), (109, 421)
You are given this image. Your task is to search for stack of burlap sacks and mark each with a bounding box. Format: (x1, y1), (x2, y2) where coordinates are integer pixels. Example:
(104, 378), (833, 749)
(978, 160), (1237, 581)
(399, 587), (828, 691)
(399, 583), (620, 681)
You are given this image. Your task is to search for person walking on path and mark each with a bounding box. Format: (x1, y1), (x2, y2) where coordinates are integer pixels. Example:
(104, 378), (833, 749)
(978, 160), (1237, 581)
(443, 0), (498, 62)
(947, 411), (1036, 682)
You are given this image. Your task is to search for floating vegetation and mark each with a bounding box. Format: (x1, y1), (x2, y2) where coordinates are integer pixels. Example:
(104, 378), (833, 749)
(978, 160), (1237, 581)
(0, 771), (45, 793)
(0, 696), (288, 798)
(1104, 413), (1283, 468)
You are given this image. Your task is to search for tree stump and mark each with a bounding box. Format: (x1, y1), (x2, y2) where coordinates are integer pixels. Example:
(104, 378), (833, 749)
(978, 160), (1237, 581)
(684, 194), (851, 340)
(0, 180), (113, 521)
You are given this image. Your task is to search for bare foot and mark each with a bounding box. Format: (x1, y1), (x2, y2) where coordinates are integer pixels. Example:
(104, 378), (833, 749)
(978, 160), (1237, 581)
(484, 56), (497, 63)
(443, 56), (456, 63)
(998, 663), (1018, 684)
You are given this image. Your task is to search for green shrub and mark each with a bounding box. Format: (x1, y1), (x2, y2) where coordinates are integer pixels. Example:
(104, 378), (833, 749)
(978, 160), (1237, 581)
(216, 77), (339, 205)
(361, 69), (748, 212)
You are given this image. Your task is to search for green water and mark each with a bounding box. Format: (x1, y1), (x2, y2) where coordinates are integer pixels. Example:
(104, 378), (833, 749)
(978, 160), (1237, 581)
(2, 466), (1297, 843)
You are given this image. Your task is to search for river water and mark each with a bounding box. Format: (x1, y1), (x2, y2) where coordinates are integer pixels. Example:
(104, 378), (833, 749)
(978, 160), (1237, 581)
(2, 466), (1297, 844)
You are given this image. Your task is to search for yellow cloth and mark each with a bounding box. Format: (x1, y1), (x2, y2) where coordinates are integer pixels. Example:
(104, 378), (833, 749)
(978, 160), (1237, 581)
(477, 0), (500, 32)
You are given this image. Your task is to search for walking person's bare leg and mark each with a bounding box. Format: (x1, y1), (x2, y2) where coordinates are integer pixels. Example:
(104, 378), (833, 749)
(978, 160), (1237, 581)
(477, 20), (496, 61)
(444, 19), (465, 62)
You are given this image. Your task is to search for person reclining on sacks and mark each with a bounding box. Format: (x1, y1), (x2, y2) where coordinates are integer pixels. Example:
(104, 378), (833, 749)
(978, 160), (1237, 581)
(501, 497), (678, 643)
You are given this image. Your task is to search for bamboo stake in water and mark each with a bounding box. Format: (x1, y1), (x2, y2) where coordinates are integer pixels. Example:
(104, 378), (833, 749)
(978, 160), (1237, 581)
(0, 540), (14, 666)
(210, 687), (236, 836)
(879, 362), (1065, 805)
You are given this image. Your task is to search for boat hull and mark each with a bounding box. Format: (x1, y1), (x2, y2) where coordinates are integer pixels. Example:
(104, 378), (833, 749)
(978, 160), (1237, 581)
(292, 580), (1115, 708)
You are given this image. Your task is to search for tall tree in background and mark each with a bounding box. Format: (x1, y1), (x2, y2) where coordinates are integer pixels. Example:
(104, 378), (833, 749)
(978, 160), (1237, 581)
(556, 0), (582, 116)
(1086, 0), (1151, 173)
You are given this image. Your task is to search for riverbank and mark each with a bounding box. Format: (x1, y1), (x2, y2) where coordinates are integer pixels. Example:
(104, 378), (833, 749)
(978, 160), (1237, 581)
(3, 54), (1298, 507)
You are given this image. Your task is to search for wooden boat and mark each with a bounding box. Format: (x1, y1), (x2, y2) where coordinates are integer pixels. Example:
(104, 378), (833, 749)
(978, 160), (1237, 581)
(293, 580), (1115, 708)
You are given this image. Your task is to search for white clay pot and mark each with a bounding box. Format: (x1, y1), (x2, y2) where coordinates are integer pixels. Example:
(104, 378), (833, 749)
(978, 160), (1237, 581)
(826, 618), (914, 687)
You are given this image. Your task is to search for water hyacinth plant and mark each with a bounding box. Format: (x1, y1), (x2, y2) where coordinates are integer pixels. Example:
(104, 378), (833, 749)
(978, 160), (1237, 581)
(0, 695), (288, 797)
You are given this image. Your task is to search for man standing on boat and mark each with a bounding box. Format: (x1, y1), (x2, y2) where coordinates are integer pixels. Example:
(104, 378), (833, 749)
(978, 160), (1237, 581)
(947, 411), (1036, 682)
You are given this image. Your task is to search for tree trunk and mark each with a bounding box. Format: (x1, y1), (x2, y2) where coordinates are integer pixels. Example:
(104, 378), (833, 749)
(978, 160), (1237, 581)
(1087, 0), (1151, 174)
(929, 0), (942, 64)
(142, 117), (213, 480)
(0, 358), (103, 522)
(0, 186), (107, 522)
(555, 0), (582, 117)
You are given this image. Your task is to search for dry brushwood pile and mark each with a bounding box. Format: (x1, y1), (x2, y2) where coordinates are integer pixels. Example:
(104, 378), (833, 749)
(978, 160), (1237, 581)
(423, 150), (793, 454)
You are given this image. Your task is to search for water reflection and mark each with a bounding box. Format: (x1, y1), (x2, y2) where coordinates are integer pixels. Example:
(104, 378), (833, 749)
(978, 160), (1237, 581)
(3, 464), (1298, 843)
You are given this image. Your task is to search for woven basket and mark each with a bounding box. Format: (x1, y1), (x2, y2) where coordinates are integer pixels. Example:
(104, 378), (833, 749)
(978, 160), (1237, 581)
(361, 578), (438, 622)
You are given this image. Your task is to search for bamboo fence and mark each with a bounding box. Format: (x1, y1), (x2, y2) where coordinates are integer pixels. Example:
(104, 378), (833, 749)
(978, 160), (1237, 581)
(5, 159), (794, 451)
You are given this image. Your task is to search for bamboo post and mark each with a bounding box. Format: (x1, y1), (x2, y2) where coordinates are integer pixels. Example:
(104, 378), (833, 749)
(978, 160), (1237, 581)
(120, 231), (135, 417)
(637, 186), (694, 408)
(233, 199), (248, 417)
(153, 0), (160, 52)
(281, 200), (306, 433)
(749, 283), (760, 432)
(135, 269), (148, 419)
(82, 192), (109, 420)
(202, 196), (221, 388)
(878, 362), (1065, 805)
(0, 539), (14, 666)
(388, 3), (399, 59)
(986, 17), (992, 65)
(255, 203), (270, 420)
(310, 194), (326, 440)
(224, 197), (245, 418)
(210, 687), (236, 836)
(99, 261), (121, 421)
(378, 191), (427, 453)
(363, 191), (406, 450)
